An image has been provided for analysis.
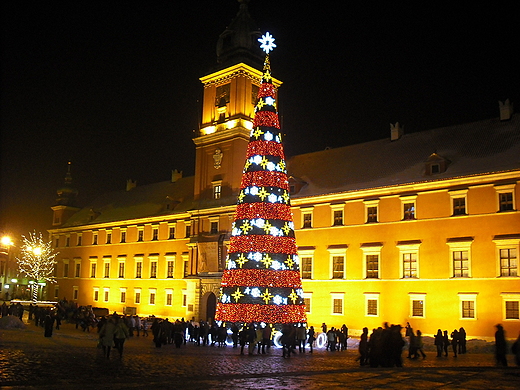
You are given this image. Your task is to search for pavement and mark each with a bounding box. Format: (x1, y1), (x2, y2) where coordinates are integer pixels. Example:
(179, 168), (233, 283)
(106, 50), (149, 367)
(1, 318), (519, 389)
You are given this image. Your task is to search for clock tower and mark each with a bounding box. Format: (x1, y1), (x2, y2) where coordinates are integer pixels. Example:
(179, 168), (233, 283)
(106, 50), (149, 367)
(193, 0), (281, 203)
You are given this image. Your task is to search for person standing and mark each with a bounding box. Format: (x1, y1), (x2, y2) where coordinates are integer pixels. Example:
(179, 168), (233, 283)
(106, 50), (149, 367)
(434, 329), (444, 357)
(512, 332), (520, 366)
(113, 315), (130, 359)
(442, 330), (450, 357)
(43, 309), (54, 337)
(307, 326), (315, 353)
(358, 327), (369, 366)
(451, 329), (459, 357)
(296, 324), (307, 353)
(494, 324), (508, 366)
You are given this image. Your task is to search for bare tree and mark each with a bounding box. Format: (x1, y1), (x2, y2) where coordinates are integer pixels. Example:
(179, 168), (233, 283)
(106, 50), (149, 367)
(16, 231), (58, 302)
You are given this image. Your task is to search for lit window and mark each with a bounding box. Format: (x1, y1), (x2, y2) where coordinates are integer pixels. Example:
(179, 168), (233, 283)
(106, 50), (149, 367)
(447, 238), (472, 278)
(500, 248), (518, 277)
(403, 253), (417, 278)
(213, 183), (222, 200)
(332, 256), (345, 279)
(409, 293), (426, 318)
(364, 200), (379, 223)
(401, 195), (417, 220)
(366, 255), (379, 279)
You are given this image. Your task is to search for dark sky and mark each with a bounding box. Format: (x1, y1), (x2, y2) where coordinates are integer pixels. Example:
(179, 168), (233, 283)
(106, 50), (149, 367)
(1, 1), (518, 239)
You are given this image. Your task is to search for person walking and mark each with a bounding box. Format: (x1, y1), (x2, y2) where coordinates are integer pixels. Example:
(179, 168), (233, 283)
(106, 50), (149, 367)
(307, 326), (315, 353)
(413, 330), (426, 359)
(99, 316), (116, 359)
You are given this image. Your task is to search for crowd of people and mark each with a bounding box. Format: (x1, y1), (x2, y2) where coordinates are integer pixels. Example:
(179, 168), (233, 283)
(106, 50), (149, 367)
(3, 299), (520, 366)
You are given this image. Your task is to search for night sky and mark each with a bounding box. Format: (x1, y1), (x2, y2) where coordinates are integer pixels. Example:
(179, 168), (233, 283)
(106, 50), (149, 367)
(1, 1), (518, 239)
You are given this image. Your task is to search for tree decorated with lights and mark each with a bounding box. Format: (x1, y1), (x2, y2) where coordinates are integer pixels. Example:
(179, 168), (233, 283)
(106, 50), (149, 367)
(215, 33), (307, 325)
(17, 231), (58, 302)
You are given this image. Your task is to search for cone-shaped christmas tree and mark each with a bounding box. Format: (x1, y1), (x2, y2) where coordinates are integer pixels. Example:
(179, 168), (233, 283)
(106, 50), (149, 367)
(215, 33), (307, 325)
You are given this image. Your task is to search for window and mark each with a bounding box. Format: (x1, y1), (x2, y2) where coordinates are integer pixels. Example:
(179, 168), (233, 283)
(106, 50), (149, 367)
(364, 293), (379, 317)
(152, 226), (158, 241)
(120, 229), (126, 243)
(332, 256), (345, 279)
(366, 255), (379, 278)
(397, 241), (421, 278)
(182, 253), (189, 277)
(459, 293), (477, 320)
(167, 260), (174, 278)
(73, 286), (79, 301)
(210, 221), (219, 234)
(169, 225), (176, 240)
(303, 213), (312, 228)
(449, 190), (468, 216)
(66, 235), (70, 247)
(364, 200), (379, 223)
(137, 228), (144, 242)
(330, 204), (344, 226)
(135, 257), (143, 278)
(90, 261), (96, 278)
(493, 235), (519, 277)
(409, 294), (426, 318)
(303, 292), (312, 314)
(298, 248), (314, 279)
(103, 257), (111, 278)
(118, 260), (125, 278)
(453, 251), (469, 277)
(135, 289), (141, 304)
(185, 221), (191, 238)
(63, 260), (69, 278)
(496, 184), (515, 212)
(401, 195), (417, 220)
(182, 290), (187, 307)
(103, 288), (109, 302)
(362, 243), (382, 279)
(77, 234), (82, 246)
(212, 181), (222, 200)
(501, 293), (520, 320)
(93, 288), (99, 302)
(106, 230), (112, 244)
(92, 232), (98, 245)
(149, 289), (156, 305)
(331, 293), (344, 315)
(500, 248), (518, 277)
(328, 246), (347, 279)
(447, 238), (472, 278)
(333, 210), (343, 226)
(165, 289), (173, 306)
(150, 261), (157, 278)
(74, 260), (81, 278)
(120, 288), (126, 303)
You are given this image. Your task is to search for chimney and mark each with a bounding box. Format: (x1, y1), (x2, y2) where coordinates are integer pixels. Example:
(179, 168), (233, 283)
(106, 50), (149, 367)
(499, 99), (513, 121)
(126, 179), (137, 191)
(390, 122), (404, 141)
(171, 169), (183, 183)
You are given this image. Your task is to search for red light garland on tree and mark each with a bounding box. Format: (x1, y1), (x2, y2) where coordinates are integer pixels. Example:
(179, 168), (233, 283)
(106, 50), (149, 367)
(215, 33), (307, 325)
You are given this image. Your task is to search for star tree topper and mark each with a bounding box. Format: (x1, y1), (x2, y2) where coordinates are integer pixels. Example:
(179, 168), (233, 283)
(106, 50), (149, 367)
(258, 32), (276, 54)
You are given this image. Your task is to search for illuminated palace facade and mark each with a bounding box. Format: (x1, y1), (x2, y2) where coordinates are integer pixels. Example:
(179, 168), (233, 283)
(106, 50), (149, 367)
(48, 5), (519, 339)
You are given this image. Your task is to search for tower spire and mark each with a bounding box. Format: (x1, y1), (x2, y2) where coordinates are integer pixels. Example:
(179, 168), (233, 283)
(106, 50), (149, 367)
(215, 33), (307, 324)
(56, 161), (78, 206)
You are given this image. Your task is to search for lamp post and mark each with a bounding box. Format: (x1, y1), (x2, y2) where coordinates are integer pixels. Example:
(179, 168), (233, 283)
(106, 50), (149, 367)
(1, 236), (14, 301)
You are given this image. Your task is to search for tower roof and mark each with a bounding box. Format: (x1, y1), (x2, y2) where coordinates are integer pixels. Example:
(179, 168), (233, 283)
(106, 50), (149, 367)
(216, 0), (264, 69)
(55, 161), (78, 206)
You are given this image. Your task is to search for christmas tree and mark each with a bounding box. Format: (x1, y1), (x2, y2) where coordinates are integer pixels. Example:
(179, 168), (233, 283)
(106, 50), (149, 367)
(215, 33), (307, 325)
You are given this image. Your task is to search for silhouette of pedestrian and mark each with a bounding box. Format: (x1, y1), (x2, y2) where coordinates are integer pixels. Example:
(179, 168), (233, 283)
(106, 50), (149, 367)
(494, 324), (508, 366)
(451, 329), (459, 357)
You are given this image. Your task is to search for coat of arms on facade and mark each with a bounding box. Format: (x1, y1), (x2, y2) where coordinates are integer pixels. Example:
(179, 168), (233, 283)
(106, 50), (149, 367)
(213, 148), (223, 169)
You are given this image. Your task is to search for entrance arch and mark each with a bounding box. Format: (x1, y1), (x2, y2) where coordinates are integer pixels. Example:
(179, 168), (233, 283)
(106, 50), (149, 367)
(206, 292), (216, 323)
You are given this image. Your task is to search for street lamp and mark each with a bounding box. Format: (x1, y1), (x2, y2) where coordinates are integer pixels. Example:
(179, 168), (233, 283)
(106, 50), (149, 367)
(1, 235), (14, 300)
